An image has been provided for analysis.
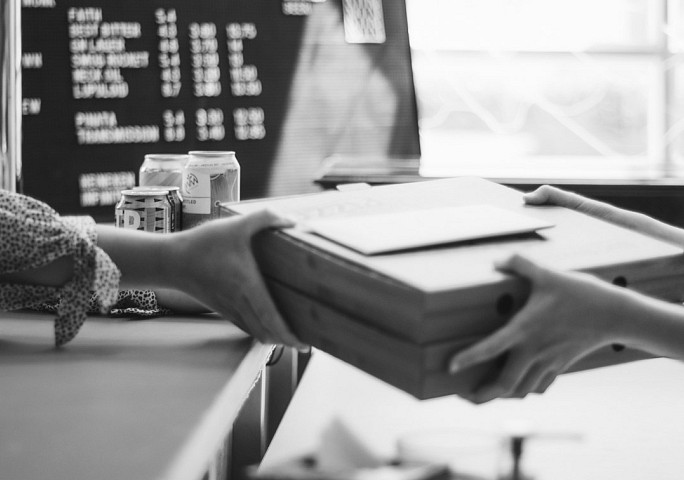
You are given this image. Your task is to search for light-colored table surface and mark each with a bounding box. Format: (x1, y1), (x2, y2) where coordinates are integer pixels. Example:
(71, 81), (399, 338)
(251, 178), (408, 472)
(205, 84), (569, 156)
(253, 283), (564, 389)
(0, 311), (272, 480)
(263, 350), (684, 480)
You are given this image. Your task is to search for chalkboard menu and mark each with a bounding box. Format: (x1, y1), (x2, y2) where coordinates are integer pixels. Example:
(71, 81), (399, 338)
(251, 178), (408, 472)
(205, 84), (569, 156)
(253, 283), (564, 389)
(21, 0), (419, 220)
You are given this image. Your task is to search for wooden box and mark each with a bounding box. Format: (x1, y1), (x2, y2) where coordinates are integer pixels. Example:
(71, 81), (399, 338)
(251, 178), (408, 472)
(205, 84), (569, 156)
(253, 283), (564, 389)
(222, 177), (684, 398)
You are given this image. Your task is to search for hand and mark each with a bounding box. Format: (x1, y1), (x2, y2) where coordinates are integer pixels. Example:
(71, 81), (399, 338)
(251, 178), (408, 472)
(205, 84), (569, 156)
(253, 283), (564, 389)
(448, 254), (634, 404)
(170, 210), (307, 350)
(525, 185), (684, 247)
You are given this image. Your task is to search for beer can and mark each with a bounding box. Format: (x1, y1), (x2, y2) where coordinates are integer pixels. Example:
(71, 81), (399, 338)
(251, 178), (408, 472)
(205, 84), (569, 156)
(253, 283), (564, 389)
(139, 153), (188, 188)
(115, 189), (172, 233)
(182, 150), (240, 229)
(132, 185), (182, 231)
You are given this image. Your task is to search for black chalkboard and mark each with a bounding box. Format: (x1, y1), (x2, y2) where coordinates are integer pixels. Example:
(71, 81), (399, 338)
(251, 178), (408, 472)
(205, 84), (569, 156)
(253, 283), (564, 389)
(21, 0), (419, 221)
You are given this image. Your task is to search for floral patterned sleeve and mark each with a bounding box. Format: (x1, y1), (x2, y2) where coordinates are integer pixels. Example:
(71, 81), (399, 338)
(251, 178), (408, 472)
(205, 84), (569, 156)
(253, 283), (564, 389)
(0, 190), (120, 346)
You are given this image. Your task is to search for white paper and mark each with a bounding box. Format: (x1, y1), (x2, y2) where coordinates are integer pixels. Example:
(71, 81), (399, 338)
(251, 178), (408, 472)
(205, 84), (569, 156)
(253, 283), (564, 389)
(304, 205), (554, 255)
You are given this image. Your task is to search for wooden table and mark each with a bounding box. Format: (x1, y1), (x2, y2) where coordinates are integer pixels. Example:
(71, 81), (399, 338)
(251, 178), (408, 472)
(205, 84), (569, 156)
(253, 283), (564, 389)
(0, 311), (274, 480)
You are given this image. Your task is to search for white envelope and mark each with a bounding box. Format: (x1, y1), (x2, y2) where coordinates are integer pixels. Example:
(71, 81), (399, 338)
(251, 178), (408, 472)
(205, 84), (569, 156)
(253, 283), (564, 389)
(303, 204), (555, 255)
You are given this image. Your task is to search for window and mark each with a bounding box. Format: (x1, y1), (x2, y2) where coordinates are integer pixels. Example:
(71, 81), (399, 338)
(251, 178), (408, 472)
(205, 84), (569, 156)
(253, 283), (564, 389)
(406, 0), (684, 182)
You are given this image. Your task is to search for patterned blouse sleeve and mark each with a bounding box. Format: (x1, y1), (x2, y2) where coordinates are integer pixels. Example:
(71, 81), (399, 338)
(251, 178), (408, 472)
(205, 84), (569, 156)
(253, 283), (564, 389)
(0, 190), (120, 346)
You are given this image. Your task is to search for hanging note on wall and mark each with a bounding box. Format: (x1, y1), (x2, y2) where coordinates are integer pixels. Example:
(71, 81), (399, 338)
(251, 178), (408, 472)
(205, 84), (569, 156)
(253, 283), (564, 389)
(342, 0), (386, 44)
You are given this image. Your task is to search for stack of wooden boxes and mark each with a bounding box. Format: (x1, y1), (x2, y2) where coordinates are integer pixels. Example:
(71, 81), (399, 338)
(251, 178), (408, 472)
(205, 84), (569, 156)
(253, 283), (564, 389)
(222, 177), (684, 399)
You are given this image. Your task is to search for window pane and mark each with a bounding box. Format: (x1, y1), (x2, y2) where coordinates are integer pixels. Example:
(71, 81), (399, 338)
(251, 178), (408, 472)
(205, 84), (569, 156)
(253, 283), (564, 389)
(668, 62), (684, 169)
(407, 0), (660, 51)
(413, 52), (657, 177)
(406, 0), (668, 179)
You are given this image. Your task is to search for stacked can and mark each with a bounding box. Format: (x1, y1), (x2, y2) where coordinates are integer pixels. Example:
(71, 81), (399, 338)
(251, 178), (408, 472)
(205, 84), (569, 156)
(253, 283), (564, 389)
(115, 189), (173, 233)
(138, 153), (188, 188)
(132, 185), (182, 231)
(182, 151), (240, 229)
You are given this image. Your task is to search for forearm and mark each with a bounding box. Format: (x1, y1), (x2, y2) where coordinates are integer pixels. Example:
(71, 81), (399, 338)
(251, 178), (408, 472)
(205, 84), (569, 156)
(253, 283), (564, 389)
(525, 186), (684, 247)
(619, 211), (684, 248)
(95, 225), (181, 290)
(616, 291), (684, 361)
(154, 287), (210, 312)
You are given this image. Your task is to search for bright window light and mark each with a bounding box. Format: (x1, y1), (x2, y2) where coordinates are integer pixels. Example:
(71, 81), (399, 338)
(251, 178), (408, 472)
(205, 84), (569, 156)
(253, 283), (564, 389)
(406, 0), (684, 182)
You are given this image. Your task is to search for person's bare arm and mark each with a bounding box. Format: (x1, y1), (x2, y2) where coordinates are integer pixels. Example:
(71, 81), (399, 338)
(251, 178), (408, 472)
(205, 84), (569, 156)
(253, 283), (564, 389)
(445, 187), (684, 404)
(0, 210), (302, 348)
(94, 211), (305, 349)
(525, 186), (684, 247)
(153, 288), (210, 313)
(449, 254), (684, 404)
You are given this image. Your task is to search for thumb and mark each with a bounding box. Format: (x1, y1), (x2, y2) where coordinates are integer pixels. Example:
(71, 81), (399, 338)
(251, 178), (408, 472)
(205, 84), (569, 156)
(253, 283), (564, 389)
(494, 254), (545, 283)
(523, 185), (587, 211)
(522, 185), (554, 205)
(449, 327), (517, 374)
(240, 209), (295, 235)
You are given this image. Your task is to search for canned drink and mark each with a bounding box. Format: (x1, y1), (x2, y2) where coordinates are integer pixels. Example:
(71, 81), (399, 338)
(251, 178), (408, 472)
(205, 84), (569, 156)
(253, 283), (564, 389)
(115, 189), (172, 233)
(132, 185), (182, 231)
(139, 153), (188, 188)
(182, 150), (240, 229)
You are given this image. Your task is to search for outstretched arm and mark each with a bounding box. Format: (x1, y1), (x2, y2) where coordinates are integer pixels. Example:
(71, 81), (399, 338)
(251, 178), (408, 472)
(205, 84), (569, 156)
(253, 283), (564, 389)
(449, 254), (684, 404)
(0, 205), (302, 348)
(525, 185), (684, 247)
(96, 210), (305, 349)
(446, 186), (684, 404)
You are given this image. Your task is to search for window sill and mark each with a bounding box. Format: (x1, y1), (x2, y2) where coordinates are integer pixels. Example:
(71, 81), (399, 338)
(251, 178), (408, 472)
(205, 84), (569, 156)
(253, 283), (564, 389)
(316, 154), (684, 188)
(315, 155), (684, 226)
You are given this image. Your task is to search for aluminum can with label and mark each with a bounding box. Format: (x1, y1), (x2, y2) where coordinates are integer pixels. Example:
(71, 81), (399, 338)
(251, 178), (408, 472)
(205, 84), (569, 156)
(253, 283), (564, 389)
(115, 189), (172, 233)
(139, 154), (188, 188)
(132, 185), (182, 231)
(182, 151), (240, 229)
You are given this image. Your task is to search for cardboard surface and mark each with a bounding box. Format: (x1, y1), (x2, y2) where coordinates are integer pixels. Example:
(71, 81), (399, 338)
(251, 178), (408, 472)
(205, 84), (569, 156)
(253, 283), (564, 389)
(225, 177), (684, 345)
(267, 279), (652, 399)
(223, 177), (684, 397)
(229, 178), (684, 294)
(304, 204), (554, 255)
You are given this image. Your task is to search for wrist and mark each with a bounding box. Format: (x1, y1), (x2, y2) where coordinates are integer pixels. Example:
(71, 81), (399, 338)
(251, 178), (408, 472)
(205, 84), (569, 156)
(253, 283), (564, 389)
(608, 287), (681, 357)
(613, 284), (672, 354)
(603, 287), (647, 347)
(150, 233), (181, 289)
(158, 229), (196, 291)
(97, 225), (179, 290)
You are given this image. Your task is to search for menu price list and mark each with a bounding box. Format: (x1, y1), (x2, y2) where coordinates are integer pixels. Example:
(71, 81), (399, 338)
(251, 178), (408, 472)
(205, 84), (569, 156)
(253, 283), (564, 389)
(20, 0), (307, 216)
(67, 10), (259, 147)
(20, 0), (419, 220)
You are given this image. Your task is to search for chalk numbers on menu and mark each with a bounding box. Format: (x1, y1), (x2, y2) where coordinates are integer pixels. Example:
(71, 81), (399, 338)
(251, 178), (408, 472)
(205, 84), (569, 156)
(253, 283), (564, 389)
(156, 8), (181, 98)
(154, 11), (265, 142)
(190, 22), (221, 98)
(281, 0), (313, 16)
(163, 109), (185, 142)
(227, 22), (265, 140)
(196, 108), (225, 142)
(233, 107), (265, 140)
